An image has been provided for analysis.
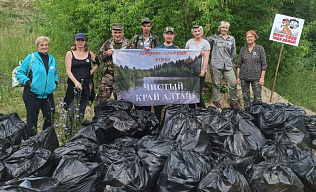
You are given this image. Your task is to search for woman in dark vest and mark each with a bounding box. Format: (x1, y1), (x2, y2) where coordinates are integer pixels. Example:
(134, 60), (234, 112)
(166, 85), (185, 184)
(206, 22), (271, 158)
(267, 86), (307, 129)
(64, 33), (100, 129)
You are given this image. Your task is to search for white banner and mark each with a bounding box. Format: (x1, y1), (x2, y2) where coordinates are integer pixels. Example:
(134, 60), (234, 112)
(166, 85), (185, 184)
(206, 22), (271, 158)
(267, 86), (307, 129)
(113, 49), (202, 106)
(269, 14), (305, 46)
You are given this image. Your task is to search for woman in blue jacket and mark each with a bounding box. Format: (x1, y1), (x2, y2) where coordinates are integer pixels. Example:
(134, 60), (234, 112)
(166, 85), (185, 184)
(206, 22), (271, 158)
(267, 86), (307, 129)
(16, 36), (58, 137)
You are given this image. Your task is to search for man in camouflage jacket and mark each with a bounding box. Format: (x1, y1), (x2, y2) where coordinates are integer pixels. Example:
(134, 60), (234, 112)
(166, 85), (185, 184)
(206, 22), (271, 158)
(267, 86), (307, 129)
(95, 23), (130, 106)
(130, 17), (159, 49)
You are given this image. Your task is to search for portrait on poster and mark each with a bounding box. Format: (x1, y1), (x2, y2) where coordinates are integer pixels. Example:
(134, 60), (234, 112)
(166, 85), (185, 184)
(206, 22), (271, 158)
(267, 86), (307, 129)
(269, 14), (305, 46)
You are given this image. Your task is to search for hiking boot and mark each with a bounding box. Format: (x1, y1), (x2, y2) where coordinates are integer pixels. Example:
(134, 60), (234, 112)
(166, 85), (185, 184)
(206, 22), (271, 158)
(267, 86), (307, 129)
(215, 103), (222, 109)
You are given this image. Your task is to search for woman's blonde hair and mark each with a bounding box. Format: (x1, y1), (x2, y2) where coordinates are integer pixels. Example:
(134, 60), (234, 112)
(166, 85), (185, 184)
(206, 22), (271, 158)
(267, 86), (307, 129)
(35, 36), (50, 47)
(245, 30), (259, 39)
(218, 21), (230, 31)
(71, 44), (89, 51)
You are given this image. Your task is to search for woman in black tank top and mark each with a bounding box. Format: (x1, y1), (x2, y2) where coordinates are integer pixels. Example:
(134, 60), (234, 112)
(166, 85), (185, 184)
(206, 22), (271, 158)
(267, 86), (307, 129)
(64, 33), (100, 131)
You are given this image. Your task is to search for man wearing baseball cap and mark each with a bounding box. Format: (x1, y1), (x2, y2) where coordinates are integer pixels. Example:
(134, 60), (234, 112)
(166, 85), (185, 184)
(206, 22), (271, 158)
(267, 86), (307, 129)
(95, 23), (130, 105)
(130, 17), (159, 50)
(131, 17), (160, 112)
(155, 27), (179, 49)
(154, 27), (179, 126)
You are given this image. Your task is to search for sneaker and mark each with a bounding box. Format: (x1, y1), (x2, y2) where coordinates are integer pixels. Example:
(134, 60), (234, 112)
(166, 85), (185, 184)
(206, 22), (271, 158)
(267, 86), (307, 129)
(215, 103), (222, 109)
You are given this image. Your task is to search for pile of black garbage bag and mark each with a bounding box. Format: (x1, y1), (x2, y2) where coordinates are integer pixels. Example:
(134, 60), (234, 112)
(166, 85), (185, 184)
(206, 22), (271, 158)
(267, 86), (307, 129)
(1, 100), (316, 192)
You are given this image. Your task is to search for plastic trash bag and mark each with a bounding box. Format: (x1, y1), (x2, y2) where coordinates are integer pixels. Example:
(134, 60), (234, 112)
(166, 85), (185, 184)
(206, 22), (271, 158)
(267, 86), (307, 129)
(238, 119), (266, 148)
(218, 131), (260, 174)
(221, 107), (255, 124)
(159, 106), (212, 154)
(204, 115), (235, 149)
(94, 99), (133, 119)
(137, 135), (173, 190)
(4, 147), (53, 181)
(304, 115), (316, 140)
(288, 147), (316, 191)
(102, 110), (138, 142)
(197, 163), (251, 192)
(0, 177), (65, 192)
(159, 105), (191, 139)
(272, 126), (309, 150)
(53, 156), (102, 192)
(130, 110), (159, 138)
(260, 139), (295, 161)
(156, 146), (212, 192)
(245, 159), (304, 192)
(0, 138), (13, 161)
(0, 113), (26, 144)
(54, 138), (98, 163)
(194, 107), (220, 127)
(19, 126), (59, 152)
(102, 155), (150, 191)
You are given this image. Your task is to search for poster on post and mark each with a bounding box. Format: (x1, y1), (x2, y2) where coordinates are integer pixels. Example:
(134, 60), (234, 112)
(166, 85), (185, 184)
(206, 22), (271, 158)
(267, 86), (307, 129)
(112, 49), (201, 106)
(269, 14), (305, 46)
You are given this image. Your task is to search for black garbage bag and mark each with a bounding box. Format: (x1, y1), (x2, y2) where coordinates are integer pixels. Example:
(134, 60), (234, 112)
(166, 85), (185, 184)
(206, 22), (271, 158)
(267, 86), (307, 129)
(204, 115), (235, 149)
(288, 147), (316, 191)
(304, 115), (316, 140)
(247, 102), (310, 141)
(102, 155), (150, 191)
(0, 177), (65, 192)
(90, 118), (108, 145)
(137, 135), (174, 190)
(260, 139), (295, 161)
(113, 137), (138, 148)
(3, 147), (53, 181)
(68, 123), (100, 144)
(103, 186), (127, 192)
(52, 156), (102, 192)
(221, 107), (255, 124)
(0, 161), (4, 182)
(94, 99), (133, 119)
(54, 138), (98, 163)
(238, 119), (266, 149)
(217, 131), (260, 175)
(283, 104), (307, 133)
(194, 107), (220, 127)
(245, 159), (304, 192)
(197, 163), (251, 192)
(176, 121), (212, 155)
(0, 138), (13, 161)
(156, 147), (212, 192)
(159, 105), (192, 140)
(0, 113), (26, 144)
(159, 106), (212, 154)
(97, 143), (136, 170)
(102, 110), (138, 142)
(130, 110), (159, 138)
(273, 126), (309, 150)
(19, 126), (59, 153)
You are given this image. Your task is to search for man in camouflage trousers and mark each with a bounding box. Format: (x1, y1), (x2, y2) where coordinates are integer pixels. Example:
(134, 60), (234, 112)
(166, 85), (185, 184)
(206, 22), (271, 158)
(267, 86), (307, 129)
(95, 23), (130, 106)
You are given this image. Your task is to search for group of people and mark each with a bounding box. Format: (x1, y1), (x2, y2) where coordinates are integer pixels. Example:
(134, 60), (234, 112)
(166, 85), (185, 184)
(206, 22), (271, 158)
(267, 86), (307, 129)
(16, 17), (267, 135)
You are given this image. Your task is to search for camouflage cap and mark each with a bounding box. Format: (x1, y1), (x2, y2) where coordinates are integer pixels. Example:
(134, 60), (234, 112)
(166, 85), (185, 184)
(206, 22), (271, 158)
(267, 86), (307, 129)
(112, 23), (124, 31)
(141, 17), (151, 24)
(164, 27), (175, 34)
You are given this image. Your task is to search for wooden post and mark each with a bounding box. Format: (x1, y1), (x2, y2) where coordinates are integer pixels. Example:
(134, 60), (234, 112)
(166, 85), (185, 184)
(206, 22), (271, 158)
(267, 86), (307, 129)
(269, 43), (285, 103)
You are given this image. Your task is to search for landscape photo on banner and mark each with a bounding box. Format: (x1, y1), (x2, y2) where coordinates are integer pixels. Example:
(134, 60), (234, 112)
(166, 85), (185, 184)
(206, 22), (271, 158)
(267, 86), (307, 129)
(269, 13), (305, 46)
(113, 49), (202, 106)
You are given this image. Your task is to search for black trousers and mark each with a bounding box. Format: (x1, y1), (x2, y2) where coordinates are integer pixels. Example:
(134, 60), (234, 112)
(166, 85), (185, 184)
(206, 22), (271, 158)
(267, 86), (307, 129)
(22, 92), (55, 137)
